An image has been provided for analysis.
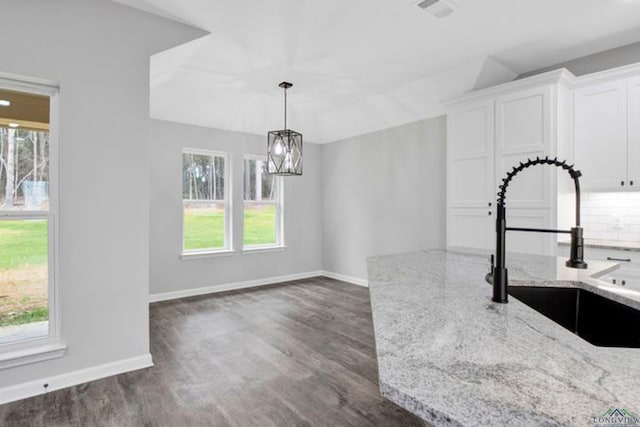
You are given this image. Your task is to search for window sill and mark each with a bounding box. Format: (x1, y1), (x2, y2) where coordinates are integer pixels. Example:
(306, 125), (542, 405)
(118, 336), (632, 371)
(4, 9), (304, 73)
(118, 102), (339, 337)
(180, 249), (236, 260)
(242, 245), (287, 255)
(0, 341), (66, 370)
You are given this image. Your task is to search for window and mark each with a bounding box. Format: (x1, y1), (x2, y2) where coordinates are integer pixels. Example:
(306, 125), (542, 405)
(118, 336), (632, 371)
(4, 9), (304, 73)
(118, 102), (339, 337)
(243, 157), (283, 249)
(182, 149), (230, 255)
(0, 81), (60, 354)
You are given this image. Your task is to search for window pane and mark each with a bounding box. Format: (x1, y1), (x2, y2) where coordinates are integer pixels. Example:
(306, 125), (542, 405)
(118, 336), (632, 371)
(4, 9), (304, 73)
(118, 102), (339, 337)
(243, 202), (276, 246)
(0, 88), (51, 211)
(0, 219), (49, 344)
(243, 159), (275, 201)
(182, 153), (225, 201)
(183, 201), (225, 250)
(0, 128), (51, 211)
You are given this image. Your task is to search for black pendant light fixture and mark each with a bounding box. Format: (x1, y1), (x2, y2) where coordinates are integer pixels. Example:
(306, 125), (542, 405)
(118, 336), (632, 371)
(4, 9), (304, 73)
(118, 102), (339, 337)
(267, 82), (303, 176)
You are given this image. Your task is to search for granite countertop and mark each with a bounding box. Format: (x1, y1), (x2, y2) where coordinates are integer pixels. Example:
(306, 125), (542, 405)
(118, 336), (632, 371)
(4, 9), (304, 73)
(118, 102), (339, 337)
(367, 248), (640, 426)
(557, 237), (640, 252)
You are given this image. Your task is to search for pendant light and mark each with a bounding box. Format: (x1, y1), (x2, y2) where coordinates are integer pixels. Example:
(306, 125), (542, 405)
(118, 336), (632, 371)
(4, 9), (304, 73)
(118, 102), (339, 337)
(267, 82), (303, 176)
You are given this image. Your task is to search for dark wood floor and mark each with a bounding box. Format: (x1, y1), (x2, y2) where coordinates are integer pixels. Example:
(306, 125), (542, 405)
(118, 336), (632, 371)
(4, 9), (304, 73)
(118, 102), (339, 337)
(0, 277), (422, 426)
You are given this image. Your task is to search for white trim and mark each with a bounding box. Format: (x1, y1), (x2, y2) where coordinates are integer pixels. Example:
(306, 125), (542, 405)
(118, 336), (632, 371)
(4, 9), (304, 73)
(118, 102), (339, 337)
(445, 68), (575, 107)
(244, 153), (269, 162)
(241, 245), (286, 254)
(182, 198), (225, 203)
(149, 270), (370, 303)
(320, 270), (369, 287)
(242, 156), (284, 249)
(182, 147), (227, 158)
(0, 341), (66, 370)
(181, 149), (232, 253)
(0, 74), (58, 95)
(49, 90), (61, 347)
(571, 61), (640, 89)
(446, 61), (640, 108)
(0, 211), (49, 218)
(0, 353), (153, 405)
(149, 271), (324, 303)
(180, 249), (236, 260)
(0, 77), (60, 354)
(241, 199), (278, 205)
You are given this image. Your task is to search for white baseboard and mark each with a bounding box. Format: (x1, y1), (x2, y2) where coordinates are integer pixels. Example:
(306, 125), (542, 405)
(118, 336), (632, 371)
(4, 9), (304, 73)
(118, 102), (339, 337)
(0, 353), (153, 405)
(149, 270), (325, 303)
(321, 270), (369, 287)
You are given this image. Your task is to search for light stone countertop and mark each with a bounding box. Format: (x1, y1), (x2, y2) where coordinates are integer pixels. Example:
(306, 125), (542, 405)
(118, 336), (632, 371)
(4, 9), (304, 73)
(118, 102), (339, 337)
(367, 248), (640, 426)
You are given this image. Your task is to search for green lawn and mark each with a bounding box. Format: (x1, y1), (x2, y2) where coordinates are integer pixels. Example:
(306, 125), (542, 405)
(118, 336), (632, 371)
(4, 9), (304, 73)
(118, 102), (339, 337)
(243, 205), (276, 246)
(183, 205), (276, 250)
(183, 208), (225, 250)
(0, 219), (49, 331)
(0, 307), (48, 327)
(0, 219), (48, 270)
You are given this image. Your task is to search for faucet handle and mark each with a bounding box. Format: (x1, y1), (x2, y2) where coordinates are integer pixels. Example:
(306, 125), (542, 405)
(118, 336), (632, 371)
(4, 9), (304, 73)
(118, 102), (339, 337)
(566, 227), (588, 269)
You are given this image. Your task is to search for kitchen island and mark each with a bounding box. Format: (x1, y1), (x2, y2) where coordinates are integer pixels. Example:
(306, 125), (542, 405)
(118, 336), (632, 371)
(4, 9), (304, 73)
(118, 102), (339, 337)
(367, 248), (640, 426)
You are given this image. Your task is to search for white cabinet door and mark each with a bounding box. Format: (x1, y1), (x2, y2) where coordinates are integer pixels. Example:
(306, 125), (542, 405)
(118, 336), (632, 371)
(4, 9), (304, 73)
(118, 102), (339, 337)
(448, 208), (493, 250)
(447, 102), (494, 209)
(505, 209), (555, 255)
(573, 81), (627, 190)
(447, 102), (494, 250)
(628, 77), (640, 188)
(495, 86), (554, 209)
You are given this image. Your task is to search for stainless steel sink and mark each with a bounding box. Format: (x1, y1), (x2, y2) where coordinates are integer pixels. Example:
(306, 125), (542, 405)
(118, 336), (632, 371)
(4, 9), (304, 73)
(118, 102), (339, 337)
(508, 286), (640, 348)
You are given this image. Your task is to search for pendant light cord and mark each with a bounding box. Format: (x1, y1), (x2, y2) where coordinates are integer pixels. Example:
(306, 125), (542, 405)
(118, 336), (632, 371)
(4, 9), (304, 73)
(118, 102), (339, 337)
(283, 87), (287, 130)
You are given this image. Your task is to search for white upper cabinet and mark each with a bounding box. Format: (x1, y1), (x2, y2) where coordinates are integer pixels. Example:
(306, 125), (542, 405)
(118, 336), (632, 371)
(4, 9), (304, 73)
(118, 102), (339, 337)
(446, 101), (494, 250)
(447, 101), (494, 208)
(573, 81), (628, 190)
(446, 71), (569, 254)
(446, 63), (640, 254)
(495, 86), (554, 209)
(627, 76), (640, 187)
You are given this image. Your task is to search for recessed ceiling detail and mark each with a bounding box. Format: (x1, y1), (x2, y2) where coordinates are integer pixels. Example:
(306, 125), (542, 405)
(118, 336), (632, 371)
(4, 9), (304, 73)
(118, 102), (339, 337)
(116, 0), (640, 143)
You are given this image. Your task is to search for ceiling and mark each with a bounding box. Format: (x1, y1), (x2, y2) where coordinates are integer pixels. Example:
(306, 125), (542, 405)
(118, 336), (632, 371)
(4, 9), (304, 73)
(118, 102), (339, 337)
(116, 0), (640, 143)
(0, 89), (50, 131)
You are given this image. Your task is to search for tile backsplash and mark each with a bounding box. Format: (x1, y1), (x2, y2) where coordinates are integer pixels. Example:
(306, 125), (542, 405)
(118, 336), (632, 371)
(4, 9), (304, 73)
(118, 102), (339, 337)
(581, 192), (640, 242)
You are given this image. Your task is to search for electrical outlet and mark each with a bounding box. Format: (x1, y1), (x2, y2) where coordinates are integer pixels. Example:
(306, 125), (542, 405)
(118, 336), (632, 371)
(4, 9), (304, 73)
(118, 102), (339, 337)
(611, 215), (624, 230)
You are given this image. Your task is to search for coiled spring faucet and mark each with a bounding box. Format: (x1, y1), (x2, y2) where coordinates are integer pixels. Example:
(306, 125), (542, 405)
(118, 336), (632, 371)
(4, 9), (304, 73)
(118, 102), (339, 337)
(490, 157), (588, 303)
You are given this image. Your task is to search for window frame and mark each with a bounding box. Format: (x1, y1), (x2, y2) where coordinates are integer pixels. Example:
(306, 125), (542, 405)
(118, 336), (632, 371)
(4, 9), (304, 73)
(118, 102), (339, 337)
(0, 75), (65, 367)
(180, 148), (233, 258)
(242, 155), (284, 251)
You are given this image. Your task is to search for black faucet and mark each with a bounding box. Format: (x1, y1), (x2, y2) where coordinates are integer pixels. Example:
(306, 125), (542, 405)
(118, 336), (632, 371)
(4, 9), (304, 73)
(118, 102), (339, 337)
(490, 157), (588, 303)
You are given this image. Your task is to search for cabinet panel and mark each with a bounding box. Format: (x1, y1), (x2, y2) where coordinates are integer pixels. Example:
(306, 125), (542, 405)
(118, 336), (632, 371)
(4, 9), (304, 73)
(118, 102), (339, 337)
(447, 208), (493, 250)
(628, 77), (640, 188)
(501, 93), (545, 151)
(505, 209), (554, 255)
(447, 80), (565, 256)
(496, 87), (553, 209)
(573, 81), (627, 190)
(501, 151), (547, 204)
(451, 107), (491, 156)
(451, 157), (489, 204)
(447, 102), (494, 208)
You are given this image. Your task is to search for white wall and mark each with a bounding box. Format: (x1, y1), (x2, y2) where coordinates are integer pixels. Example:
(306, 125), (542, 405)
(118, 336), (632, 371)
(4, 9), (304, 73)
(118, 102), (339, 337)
(0, 0), (203, 390)
(321, 116), (447, 281)
(578, 192), (640, 242)
(149, 119), (323, 296)
(520, 41), (640, 78)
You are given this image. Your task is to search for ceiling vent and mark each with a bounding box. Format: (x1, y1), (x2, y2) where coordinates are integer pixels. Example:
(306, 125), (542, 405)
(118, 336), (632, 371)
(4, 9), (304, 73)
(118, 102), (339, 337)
(416, 0), (456, 17)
